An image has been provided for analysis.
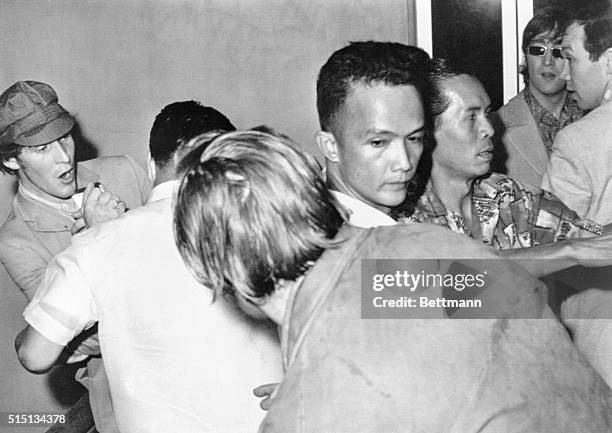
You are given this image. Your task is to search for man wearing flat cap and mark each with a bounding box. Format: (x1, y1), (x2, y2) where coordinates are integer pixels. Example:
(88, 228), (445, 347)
(0, 81), (151, 298)
(0, 80), (151, 432)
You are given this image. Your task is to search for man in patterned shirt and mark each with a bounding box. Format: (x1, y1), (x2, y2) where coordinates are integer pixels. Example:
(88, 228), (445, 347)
(406, 59), (612, 385)
(492, 7), (582, 188)
(406, 59), (612, 274)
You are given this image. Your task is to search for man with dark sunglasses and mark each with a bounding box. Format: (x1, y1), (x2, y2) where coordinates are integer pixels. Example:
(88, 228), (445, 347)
(492, 7), (582, 188)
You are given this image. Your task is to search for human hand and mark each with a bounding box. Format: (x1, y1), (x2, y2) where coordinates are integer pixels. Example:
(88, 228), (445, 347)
(253, 383), (279, 410)
(71, 333), (101, 356)
(71, 183), (125, 233)
(64, 329), (101, 363)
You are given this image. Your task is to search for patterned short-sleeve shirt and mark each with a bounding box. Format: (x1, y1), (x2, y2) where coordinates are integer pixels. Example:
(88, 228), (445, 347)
(404, 173), (601, 250)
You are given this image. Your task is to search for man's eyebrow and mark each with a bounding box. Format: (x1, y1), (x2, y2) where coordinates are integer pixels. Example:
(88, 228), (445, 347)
(465, 105), (483, 112)
(363, 128), (394, 135)
(408, 126), (426, 135)
(364, 126), (426, 135)
(462, 102), (491, 115)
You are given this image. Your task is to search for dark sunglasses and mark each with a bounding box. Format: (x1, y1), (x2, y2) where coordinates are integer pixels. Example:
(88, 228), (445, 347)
(527, 45), (564, 59)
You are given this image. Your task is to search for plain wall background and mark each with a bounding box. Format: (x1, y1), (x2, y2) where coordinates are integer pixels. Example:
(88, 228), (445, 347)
(0, 1), (413, 431)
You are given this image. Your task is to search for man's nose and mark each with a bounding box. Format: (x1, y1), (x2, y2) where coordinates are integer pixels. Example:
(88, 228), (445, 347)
(560, 59), (571, 81)
(392, 142), (412, 172)
(52, 141), (71, 163)
(543, 47), (554, 66)
(481, 117), (494, 139)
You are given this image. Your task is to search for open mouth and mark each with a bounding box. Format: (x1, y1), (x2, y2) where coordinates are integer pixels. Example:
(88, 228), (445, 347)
(59, 168), (74, 183)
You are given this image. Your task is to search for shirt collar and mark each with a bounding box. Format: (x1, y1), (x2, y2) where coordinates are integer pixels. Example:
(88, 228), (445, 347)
(18, 183), (79, 213)
(330, 190), (396, 228)
(524, 87), (583, 153)
(410, 181), (473, 237)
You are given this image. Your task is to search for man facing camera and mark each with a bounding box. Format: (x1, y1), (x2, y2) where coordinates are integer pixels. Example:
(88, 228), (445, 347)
(0, 80), (151, 433)
(15, 101), (282, 433)
(316, 41), (430, 227)
(493, 7), (582, 188)
(0, 80), (151, 300)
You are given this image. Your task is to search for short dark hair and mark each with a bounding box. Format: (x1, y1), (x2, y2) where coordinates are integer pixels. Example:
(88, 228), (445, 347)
(392, 58), (467, 215)
(174, 130), (344, 301)
(571, 5), (612, 61)
(149, 101), (235, 167)
(520, 7), (570, 83)
(316, 41), (431, 131)
(428, 58), (467, 126)
(0, 141), (21, 175)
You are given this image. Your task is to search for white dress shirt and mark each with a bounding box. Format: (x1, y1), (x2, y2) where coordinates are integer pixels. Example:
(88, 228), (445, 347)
(25, 180), (282, 433)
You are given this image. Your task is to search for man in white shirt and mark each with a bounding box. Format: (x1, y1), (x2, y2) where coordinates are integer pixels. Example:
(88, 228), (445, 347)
(15, 101), (283, 433)
(315, 41), (430, 227)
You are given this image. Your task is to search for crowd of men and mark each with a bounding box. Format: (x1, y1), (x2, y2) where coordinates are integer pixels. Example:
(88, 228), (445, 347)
(1, 4), (611, 433)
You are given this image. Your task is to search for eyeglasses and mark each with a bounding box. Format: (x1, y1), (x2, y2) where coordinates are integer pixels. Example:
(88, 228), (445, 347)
(527, 45), (564, 59)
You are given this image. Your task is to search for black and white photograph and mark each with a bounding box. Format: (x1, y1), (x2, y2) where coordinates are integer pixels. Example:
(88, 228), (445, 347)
(0, 0), (611, 432)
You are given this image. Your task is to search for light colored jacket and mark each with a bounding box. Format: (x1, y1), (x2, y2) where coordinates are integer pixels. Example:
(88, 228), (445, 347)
(261, 224), (612, 432)
(542, 100), (612, 225)
(0, 154), (151, 300)
(493, 90), (548, 190)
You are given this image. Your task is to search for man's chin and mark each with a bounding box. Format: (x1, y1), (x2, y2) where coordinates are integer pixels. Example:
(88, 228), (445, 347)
(534, 79), (565, 95)
(379, 194), (407, 210)
(55, 185), (77, 200)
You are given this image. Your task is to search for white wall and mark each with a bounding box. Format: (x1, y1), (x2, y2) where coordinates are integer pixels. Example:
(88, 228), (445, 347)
(0, 1), (413, 430)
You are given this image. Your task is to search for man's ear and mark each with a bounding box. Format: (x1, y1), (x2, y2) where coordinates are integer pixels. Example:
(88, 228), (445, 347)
(316, 131), (339, 163)
(604, 47), (612, 73)
(146, 151), (156, 183)
(2, 157), (20, 172)
(600, 48), (612, 103)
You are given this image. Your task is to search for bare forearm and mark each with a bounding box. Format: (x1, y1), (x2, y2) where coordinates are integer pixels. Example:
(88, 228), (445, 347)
(497, 242), (579, 278)
(498, 235), (612, 278)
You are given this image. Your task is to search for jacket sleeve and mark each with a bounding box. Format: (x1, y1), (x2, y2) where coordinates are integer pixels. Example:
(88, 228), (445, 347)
(0, 239), (48, 301)
(541, 128), (591, 219)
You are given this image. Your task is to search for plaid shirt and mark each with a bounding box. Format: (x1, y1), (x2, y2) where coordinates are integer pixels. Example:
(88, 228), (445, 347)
(404, 173), (602, 250)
